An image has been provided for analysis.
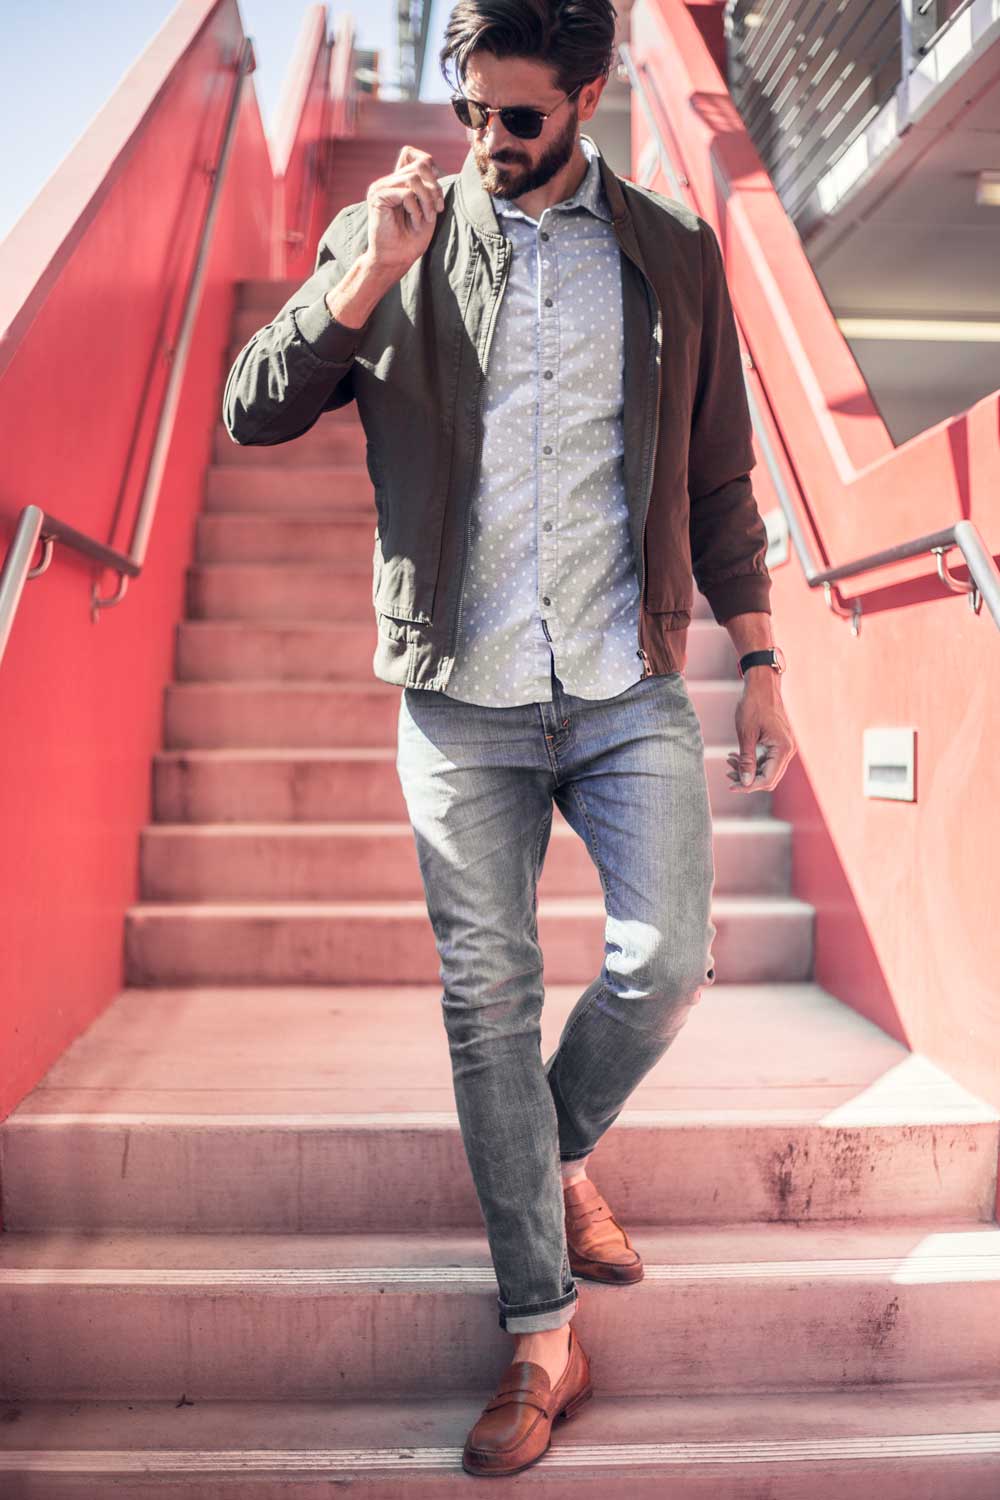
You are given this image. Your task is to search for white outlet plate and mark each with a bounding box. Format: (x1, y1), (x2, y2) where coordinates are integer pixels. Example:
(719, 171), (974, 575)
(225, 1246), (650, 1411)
(863, 727), (916, 801)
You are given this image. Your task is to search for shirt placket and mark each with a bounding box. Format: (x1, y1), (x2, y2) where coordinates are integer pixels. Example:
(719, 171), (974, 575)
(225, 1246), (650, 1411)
(537, 208), (560, 646)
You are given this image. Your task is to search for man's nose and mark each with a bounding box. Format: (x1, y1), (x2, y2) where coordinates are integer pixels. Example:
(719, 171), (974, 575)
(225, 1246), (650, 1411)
(481, 116), (519, 154)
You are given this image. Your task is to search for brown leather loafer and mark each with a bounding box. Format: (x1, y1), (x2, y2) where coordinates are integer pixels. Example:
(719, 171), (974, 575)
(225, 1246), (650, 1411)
(462, 1322), (593, 1477)
(564, 1176), (644, 1283)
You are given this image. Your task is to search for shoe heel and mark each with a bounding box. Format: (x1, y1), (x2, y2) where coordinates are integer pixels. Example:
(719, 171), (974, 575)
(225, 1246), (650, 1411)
(558, 1384), (594, 1421)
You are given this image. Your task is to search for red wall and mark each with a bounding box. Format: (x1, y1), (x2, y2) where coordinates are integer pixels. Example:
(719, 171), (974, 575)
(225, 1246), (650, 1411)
(630, 0), (1000, 1134)
(0, 0), (274, 1174)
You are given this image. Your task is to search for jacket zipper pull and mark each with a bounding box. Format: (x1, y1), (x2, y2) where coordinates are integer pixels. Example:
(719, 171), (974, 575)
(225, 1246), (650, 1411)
(637, 647), (653, 679)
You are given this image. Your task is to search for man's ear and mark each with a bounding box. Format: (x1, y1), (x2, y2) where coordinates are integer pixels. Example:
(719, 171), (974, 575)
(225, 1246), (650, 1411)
(577, 74), (607, 122)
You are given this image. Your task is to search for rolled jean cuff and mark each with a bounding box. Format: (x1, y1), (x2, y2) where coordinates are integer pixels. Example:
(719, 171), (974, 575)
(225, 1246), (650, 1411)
(498, 1281), (578, 1333)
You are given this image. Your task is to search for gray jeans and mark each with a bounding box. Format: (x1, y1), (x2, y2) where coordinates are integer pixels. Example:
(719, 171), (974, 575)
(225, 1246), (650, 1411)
(395, 662), (718, 1333)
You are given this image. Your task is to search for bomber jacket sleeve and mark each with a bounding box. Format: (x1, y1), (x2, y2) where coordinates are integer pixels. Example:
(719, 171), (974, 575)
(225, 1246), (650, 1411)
(222, 201), (370, 446)
(687, 219), (772, 623)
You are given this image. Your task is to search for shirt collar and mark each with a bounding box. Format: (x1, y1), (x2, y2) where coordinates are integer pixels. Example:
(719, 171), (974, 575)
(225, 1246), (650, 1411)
(492, 134), (612, 224)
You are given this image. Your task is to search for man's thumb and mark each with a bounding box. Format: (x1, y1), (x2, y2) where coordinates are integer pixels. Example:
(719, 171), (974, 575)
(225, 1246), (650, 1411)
(738, 745), (756, 785)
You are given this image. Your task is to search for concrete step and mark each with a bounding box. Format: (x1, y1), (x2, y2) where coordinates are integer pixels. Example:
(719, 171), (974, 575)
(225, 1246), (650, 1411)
(2, 1219), (999, 1399)
(138, 815), (792, 900)
(203, 462), (373, 513)
(215, 417), (366, 465)
(184, 567), (374, 623)
(121, 893), (813, 985)
(4, 982), (995, 1232)
(162, 676), (741, 747)
(151, 746), (774, 824)
(173, 616), (738, 682)
(194, 512), (378, 567)
(3, 1384), (1000, 1497)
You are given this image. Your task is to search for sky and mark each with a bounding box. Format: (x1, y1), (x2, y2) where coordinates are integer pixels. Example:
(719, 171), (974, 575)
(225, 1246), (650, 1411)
(0, 0), (454, 245)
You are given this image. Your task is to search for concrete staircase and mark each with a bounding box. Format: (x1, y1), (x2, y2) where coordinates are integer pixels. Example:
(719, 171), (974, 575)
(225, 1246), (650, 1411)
(3, 107), (1000, 1498)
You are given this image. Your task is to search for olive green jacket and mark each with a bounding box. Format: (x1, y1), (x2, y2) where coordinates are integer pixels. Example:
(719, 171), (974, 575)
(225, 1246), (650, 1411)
(222, 135), (772, 690)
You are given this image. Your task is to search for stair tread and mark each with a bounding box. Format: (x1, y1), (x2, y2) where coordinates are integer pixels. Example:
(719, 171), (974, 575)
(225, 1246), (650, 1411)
(124, 894), (814, 916)
(155, 746), (400, 760)
(125, 891), (811, 908)
(3, 1382), (1000, 1464)
(199, 512), (374, 524)
(8, 982), (994, 1125)
(139, 816), (789, 836)
(2, 1217), (998, 1274)
(205, 463), (370, 479)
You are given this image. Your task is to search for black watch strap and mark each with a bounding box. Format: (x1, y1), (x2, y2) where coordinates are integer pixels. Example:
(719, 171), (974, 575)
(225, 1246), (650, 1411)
(738, 647), (785, 677)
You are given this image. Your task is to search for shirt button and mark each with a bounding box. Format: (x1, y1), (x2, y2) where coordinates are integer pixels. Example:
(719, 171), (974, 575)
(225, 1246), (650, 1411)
(542, 595), (551, 605)
(540, 231), (550, 241)
(542, 445), (552, 454)
(543, 521), (553, 531)
(543, 370), (553, 380)
(544, 297), (553, 307)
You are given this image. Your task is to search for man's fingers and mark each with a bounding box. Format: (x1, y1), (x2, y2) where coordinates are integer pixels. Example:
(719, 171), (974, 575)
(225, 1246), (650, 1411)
(372, 180), (438, 224)
(736, 741), (759, 785)
(725, 740), (789, 791)
(396, 144), (441, 177)
(372, 167), (444, 220)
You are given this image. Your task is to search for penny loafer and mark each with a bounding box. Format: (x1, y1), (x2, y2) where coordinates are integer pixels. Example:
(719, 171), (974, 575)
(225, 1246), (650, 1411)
(462, 1321), (593, 1477)
(564, 1176), (644, 1283)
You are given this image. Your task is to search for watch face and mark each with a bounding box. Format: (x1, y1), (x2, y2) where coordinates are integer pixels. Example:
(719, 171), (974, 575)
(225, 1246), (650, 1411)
(773, 646), (787, 672)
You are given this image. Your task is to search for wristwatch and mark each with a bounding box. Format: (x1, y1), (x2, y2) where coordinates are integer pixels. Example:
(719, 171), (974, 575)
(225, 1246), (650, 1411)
(737, 646), (786, 678)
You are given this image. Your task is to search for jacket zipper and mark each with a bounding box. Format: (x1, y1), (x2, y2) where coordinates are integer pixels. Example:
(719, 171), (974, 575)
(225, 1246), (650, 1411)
(447, 233), (512, 679)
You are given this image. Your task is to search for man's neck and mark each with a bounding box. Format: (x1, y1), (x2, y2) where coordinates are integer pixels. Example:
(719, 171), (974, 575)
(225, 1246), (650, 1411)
(509, 140), (590, 222)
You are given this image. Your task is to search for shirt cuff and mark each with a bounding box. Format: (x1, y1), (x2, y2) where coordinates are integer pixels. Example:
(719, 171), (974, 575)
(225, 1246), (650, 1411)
(293, 294), (365, 363)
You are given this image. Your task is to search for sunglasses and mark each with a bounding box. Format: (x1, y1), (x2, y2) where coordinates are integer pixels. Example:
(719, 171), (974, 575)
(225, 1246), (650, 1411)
(450, 83), (584, 140)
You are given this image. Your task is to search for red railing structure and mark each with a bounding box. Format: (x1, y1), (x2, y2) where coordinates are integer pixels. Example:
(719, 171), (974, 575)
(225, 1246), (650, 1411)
(0, 0), (358, 1176)
(627, 0), (1000, 1158)
(269, 7), (357, 281)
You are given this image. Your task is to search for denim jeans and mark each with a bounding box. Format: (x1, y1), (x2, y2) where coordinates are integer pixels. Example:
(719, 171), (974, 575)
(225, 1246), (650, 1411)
(395, 660), (718, 1333)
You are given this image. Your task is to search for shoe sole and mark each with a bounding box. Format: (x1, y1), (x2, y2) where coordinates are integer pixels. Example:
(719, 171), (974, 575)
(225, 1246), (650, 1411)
(461, 1383), (595, 1476)
(569, 1259), (645, 1284)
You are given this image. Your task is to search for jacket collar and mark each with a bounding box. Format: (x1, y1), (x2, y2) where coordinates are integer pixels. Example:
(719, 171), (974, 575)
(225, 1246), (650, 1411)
(457, 131), (630, 240)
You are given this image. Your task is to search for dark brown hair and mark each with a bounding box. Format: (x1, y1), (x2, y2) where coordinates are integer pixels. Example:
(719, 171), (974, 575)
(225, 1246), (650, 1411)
(439, 0), (619, 96)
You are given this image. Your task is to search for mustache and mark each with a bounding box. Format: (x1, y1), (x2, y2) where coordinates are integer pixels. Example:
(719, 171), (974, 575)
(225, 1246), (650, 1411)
(476, 145), (527, 165)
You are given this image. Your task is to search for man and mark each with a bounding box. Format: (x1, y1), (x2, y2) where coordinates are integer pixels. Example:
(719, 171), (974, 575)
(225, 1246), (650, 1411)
(224, 0), (796, 1476)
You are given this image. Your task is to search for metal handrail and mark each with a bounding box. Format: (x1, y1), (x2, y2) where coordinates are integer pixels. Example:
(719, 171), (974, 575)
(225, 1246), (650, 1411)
(284, 17), (357, 249)
(0, 37), (255, 668)
(618, 40), (1000, 637)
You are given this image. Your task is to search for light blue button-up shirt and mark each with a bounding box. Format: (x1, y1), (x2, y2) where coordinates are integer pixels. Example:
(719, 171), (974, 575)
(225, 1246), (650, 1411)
(442, 135), (643, 707)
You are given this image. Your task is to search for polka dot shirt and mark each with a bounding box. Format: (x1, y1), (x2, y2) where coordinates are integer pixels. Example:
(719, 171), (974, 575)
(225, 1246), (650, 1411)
(442, 135), (643, 707)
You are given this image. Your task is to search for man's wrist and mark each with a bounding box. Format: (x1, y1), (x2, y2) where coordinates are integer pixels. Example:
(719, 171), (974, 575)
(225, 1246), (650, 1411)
(742, 664), (783, 690)
(324, 252), (399, 331)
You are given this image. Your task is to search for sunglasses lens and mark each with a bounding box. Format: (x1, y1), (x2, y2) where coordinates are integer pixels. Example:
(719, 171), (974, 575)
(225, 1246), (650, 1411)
(452, 97), (490, 129)
(501, 109), (544, 139)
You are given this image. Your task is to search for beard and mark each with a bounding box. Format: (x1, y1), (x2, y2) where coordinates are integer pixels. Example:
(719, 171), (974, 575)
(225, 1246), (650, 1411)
(472, 105), (579, 199)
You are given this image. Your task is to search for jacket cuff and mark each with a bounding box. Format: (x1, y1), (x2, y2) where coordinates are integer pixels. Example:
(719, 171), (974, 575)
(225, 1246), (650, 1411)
(704, 571), (772, 623)
(293, 294), (364, 363)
